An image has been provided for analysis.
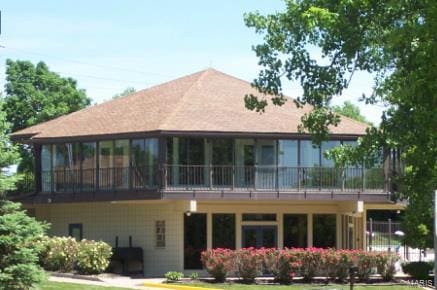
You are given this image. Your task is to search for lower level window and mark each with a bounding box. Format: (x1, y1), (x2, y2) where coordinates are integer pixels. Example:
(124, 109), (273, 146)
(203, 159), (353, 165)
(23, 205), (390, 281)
(69, 223), (83, 241)
(212, 214), (235, 249)
(283, 214), (307, 248)
(313, 214), (336, 248)
(184, 213), (206, 269)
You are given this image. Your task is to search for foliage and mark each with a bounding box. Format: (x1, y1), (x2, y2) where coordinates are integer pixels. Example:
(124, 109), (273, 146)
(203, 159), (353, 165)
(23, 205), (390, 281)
(3, 59), (91, 173)
(38, 236), (78, 272)
(244, 0), (437, 248)
(76, 240), (112, 275)
(189, 272), (199, 280)
(234, 248), (264, 283)
(0, 201), (49, 290)
(332, 101), (369, 124)
(201, 248), (234, 282)
(375, 252), (399, 281)
(165, 271), (184, 282)
(401, 261), (433, 280)
(38, 236), (112, 275)
(202, 248), (398, 284)
(0, 99), (47, 289)
(112, 87), (136, 99)
(0, 101), (21, 198)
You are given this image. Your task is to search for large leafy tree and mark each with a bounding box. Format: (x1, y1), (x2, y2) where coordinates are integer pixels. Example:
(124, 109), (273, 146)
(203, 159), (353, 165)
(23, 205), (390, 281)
(0, 101), (48, 289)
(332, 101), (369, 124)
(112, 87), (136, 99)
(3, 59), (91, 172)
(244, 1), (437, 248)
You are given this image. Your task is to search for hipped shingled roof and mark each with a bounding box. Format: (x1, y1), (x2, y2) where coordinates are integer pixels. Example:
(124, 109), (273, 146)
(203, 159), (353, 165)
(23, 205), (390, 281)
(11, 68), (368, 142)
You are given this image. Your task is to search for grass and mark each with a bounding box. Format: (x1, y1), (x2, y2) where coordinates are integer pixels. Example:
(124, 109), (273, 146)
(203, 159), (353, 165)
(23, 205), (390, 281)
(36, 281), (135, 290)
(189, 282), (415, 290)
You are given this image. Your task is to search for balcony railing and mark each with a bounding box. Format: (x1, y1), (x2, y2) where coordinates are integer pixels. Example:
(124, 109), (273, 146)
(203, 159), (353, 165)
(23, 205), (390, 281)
(38, 165), (385, 194)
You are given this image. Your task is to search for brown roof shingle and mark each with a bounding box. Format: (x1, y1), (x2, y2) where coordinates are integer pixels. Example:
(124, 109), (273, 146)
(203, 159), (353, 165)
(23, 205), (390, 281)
(11, 68), (368, 141)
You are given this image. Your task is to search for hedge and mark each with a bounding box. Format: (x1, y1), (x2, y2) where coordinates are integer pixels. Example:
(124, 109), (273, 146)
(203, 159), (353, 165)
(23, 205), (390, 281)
(201, 247), (399, 283)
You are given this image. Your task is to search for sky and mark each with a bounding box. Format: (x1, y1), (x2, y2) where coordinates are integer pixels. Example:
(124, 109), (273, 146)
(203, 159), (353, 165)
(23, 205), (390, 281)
(0, 0), (384, 124)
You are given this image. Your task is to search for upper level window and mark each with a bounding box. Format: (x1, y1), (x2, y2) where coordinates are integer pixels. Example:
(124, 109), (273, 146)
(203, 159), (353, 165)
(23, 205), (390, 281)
(131, 138), (159, 188)
(321, 141), (341, 167)
(41, 145), (52, 193)
(300, 140), (320, 167)
(278, 140), (298, 167)
(114, 140), (129, 189)
(81, 142), (96, 190)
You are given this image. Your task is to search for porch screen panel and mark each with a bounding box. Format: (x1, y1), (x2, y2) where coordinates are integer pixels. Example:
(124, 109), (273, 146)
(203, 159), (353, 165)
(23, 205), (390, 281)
(235, 139), (255, 187)
(212, 139), (233, 187)
(114, 139), (129, 189)
(212, 214), (236, 249)
(53, 143), (80, 192)
(278, 140), (298, 188)
(131, 139), (146, 188)
(313, 214), (336, 248)
(178, 138), (205, 186)
(184, 213), (207, 269)
(300, 141), (321, 188)
(321, 141), (341, 188)
(341, 141), (363, 189)
(99, 141), (113, 190)
(283, 214), (307, 248)
(81, 142), (96, 191)
(145, 138), (159, 187)
(41, 145), (52, 193)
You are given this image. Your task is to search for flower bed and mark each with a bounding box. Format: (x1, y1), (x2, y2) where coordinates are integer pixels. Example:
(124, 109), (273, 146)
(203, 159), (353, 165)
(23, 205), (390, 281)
(201, 247), (398, 284)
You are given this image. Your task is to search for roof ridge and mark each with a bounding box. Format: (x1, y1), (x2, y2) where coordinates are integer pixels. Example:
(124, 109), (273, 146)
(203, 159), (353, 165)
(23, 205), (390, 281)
(158, 69), (210, 129)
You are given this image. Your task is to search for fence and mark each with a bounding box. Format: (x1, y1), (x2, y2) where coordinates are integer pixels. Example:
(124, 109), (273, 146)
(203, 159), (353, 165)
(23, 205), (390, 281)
(367, 219), (434, 262)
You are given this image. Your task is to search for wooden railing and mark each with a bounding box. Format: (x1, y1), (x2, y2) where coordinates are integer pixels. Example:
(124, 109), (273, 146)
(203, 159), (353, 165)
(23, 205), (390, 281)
(38, 165), (385, 194)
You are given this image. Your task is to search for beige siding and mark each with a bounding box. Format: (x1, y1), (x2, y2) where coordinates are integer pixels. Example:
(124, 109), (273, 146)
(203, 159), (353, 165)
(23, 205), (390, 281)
(34, 201), (184, 276)
(30, 200), (398, 277)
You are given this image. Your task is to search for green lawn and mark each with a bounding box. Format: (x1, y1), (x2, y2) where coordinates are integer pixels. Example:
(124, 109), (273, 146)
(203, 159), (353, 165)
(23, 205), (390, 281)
(36, 281), (134, 290)
(191, 282), (416, 290)
(35, 281), (417, 290)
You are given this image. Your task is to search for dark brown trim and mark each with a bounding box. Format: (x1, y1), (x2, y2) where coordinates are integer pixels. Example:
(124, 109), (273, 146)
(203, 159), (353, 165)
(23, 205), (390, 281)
(15, 190), (162, 204)
(17, 130), (363, 144)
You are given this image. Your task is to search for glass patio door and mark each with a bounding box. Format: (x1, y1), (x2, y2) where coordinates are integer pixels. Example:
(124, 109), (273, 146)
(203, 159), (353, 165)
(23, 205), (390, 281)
(242, 226), (277, 248)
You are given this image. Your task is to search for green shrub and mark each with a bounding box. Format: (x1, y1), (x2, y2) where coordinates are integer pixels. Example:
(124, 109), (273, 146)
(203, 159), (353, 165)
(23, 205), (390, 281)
(39, 236), (79, 272)
(0, 201), (49, 290)
(165, 271), (184, 282)
(402, 261), (433, 280)
(189, 272), (199, 280)
(76, 240), (112, 275)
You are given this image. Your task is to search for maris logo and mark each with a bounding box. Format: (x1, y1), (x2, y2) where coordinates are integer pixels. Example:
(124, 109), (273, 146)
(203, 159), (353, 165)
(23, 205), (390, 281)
(408, 279), (433, 287)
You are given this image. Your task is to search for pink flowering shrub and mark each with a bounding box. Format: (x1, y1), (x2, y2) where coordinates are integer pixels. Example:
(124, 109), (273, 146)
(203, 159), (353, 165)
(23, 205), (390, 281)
(201, 247), (398, 283)
(201, 248), (234, 282)
(234, 248), (264, 283)
(354, 251), (376, 281)
(375, 252), (399, 281)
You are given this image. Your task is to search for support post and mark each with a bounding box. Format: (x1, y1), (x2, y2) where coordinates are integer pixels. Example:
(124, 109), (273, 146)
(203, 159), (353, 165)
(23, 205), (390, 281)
(434, 189), (437, 287)
(388, 218), (392, 252)
(369, 218), (373, 251)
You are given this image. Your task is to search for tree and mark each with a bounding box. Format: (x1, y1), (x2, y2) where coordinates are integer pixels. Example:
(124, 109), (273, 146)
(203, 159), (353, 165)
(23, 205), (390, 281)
(244, 1), (437, 248)
(332, 101), (369, 124)
(112, 87), (136, 99)
(0, 101), (48, 289)
(3, 59), (91, 173)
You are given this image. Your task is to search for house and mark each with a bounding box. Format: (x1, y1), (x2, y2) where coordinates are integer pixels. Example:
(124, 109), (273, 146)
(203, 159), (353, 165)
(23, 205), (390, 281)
(11, 68), (401, 276)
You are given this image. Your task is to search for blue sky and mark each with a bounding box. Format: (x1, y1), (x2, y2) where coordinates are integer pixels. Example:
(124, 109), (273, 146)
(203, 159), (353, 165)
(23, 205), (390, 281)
(0, 0), (383, 124)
